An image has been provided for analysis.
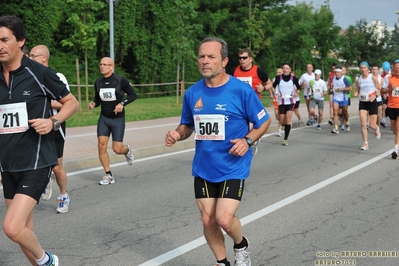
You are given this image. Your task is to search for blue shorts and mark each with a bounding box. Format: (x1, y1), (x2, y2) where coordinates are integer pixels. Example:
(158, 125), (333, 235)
(333, 99), (348, 107)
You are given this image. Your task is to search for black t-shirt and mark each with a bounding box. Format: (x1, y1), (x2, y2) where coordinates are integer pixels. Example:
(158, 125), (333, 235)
(93, 73), (137, 118)
(0, 56), (70, 172)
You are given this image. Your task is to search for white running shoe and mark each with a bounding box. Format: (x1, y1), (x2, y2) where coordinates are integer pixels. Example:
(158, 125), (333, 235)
(56, 196), (70, 214)
(45, 251), (59, 266)
(42, 172), (56, 201)
(99, 174), (115, 185)
(276, 129), (282, 137)
(360, 143), (369, 151)
(125, 144), (134, 165)
(252, 139), (259, 156)
(234, 236), (251, 266)
(375, 130), (381, 140)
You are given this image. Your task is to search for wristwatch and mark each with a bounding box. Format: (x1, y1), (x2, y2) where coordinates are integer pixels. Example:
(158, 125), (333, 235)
(51, 118), (60, 131)
(244, 137), (253, 146)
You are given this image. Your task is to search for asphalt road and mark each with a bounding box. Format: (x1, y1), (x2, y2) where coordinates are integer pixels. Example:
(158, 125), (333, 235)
(1, 116), (399, 266)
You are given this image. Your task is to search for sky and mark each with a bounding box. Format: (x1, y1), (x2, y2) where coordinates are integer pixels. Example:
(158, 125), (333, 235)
(286, 0), (399, 29)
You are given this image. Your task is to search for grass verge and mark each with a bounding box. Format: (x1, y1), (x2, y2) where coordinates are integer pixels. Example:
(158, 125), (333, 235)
(66, 94), (276, 128)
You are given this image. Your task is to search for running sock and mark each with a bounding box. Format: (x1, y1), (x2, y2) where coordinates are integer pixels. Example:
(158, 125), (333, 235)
(36, 251), (48, 266)
(60, 193), (68, 198)
(395, 145), (399, 150)
(234, 236), (248, 249)
(106, 171), (113, 177)
(217, 258), (230, 266)
(284, 124), (291, 139)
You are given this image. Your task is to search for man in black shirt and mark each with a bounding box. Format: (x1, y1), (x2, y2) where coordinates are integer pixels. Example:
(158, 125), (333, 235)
(88, 57), (137, 185)
(0, 16), (79, 266)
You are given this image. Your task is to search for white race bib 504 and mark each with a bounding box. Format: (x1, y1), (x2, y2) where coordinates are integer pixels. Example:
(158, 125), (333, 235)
(194, 114), (225, 140)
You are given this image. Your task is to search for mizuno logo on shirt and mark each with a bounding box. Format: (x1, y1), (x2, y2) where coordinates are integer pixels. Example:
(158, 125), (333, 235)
(215, 104), (226, 111)
(23, 91), (30, 95)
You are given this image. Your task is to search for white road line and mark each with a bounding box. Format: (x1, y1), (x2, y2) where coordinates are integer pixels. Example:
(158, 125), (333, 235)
(67, 123), (178, 138)
(67, 149), (195, 177)
(138, 149), (391, 266)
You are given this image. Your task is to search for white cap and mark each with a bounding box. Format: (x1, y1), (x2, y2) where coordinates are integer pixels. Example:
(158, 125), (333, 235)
(314, 69), (322, 75)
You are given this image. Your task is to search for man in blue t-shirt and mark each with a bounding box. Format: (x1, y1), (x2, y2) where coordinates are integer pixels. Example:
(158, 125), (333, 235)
(165, 37), (271, 266)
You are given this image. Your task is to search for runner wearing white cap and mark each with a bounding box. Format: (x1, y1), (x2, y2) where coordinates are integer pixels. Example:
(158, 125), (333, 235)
(307, 69), (328, 130)
(331, 66), (352, 134)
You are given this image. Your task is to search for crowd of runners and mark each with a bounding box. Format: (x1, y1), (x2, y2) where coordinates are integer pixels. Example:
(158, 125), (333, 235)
(268, 60), (399, 159)
(233, 51), (399, 160)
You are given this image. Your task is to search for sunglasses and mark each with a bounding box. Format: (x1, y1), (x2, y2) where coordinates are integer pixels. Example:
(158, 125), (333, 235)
(239, 56), (249, 60)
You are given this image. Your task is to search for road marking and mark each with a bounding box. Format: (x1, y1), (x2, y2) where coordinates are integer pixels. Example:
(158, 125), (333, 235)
(137, 149), (391, 266)
(67, 123), (178, 138)
(67, 149), (195, 176)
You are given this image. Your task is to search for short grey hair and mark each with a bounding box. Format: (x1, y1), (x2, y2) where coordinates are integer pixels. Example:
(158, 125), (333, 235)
(198, 37), (228, 60)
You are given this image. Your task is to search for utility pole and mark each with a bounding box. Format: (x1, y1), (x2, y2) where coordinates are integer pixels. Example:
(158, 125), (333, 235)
(105, 0), (120, 63)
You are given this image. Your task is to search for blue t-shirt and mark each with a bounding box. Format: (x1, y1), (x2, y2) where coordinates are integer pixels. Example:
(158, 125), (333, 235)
(181, 75), (270, 182)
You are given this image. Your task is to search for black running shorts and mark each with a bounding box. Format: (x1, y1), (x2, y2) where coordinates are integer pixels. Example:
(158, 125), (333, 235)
(359, 99), (378, 115)
(387, 107), (399, 121)
(97, 114), (125, 142)
(2, 167), (52, 203)
(194, 176), (245, 201)
(278, 104), (295, 115)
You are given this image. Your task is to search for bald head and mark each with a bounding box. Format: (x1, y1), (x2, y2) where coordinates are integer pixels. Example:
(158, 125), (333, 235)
(99, 57), (114, 77)
(30, 45), (50, 66)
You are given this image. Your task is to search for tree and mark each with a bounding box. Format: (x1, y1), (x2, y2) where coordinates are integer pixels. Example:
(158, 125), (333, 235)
(339, 19), (391, 65)
(337, 25), (359, 66)
(61, 0), (109, 109)
(1, 0), (65, 51)
(385, 23), (399, 62)
(311, 3), (340, 77)
(268, 3), (316, 72)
